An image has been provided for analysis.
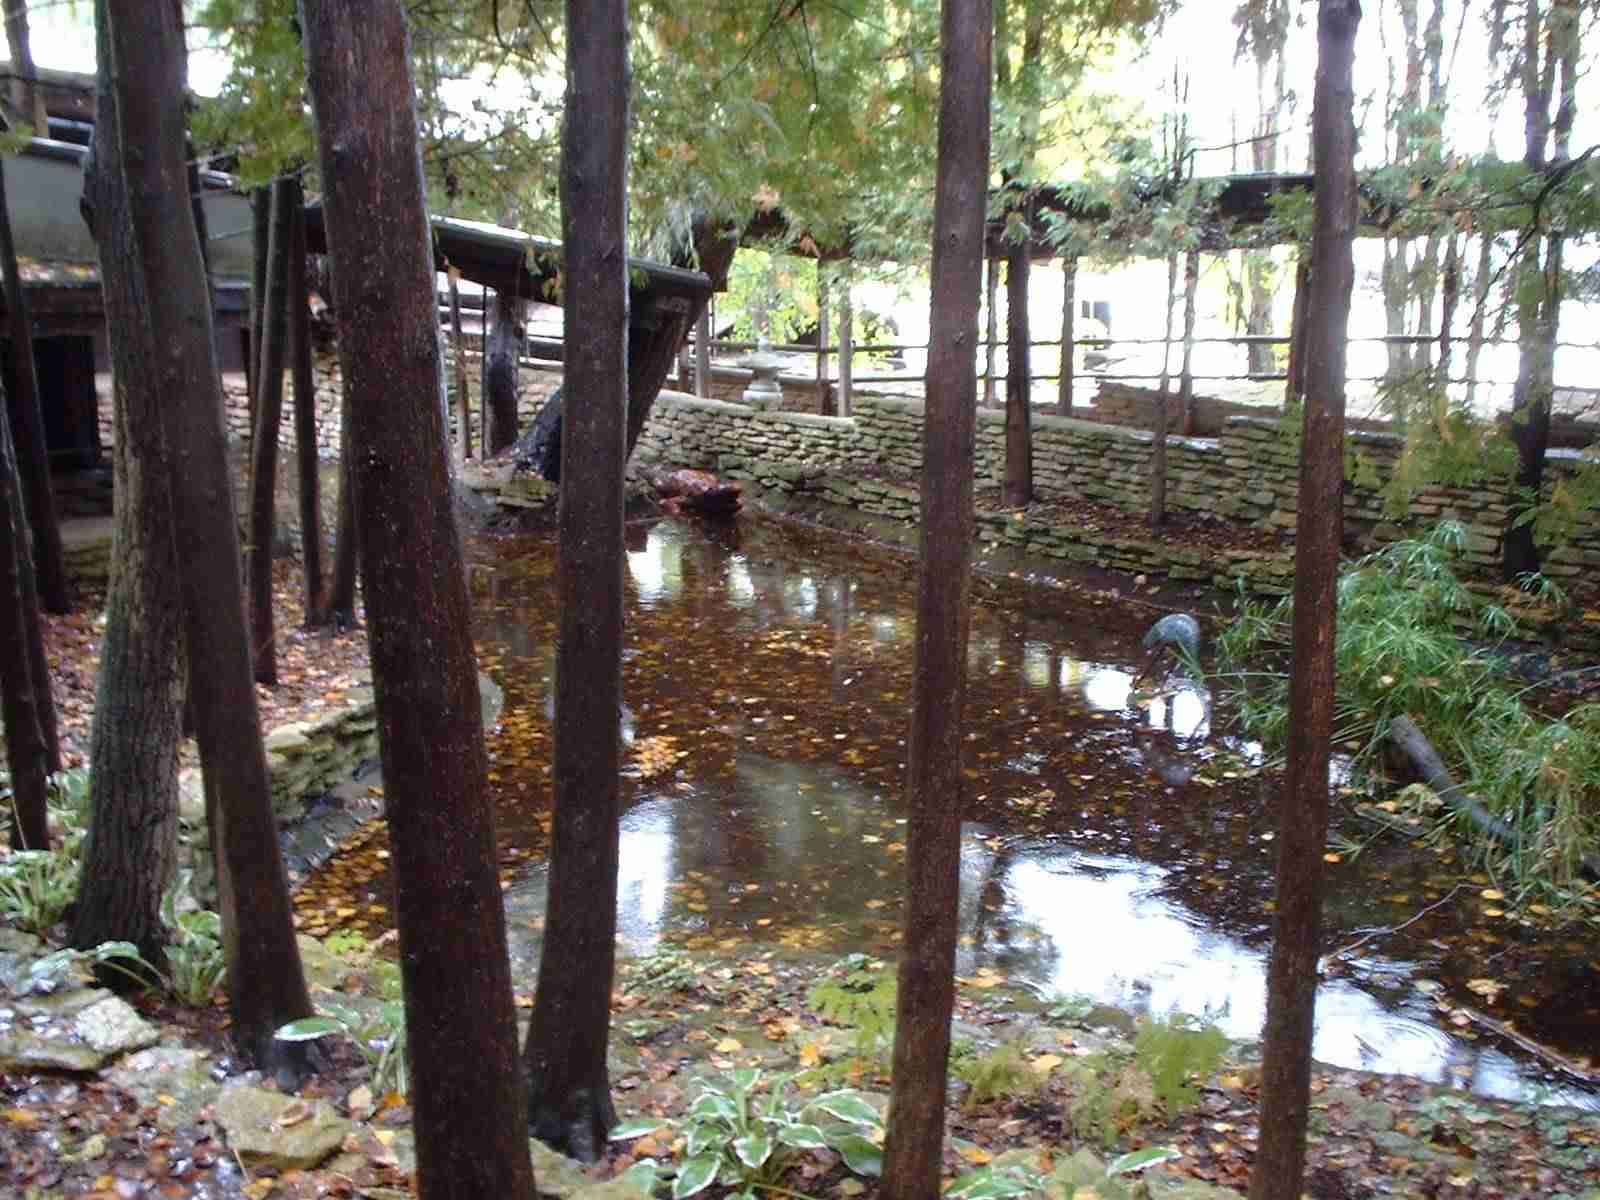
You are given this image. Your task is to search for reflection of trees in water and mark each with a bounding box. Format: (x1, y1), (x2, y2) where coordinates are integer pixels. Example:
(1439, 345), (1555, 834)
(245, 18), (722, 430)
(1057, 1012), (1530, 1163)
(961, 837), (1059, 983)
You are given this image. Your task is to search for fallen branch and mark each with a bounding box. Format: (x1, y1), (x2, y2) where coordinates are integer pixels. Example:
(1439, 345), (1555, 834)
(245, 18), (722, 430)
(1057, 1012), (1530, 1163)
(1455, 1004), (1600, 1087)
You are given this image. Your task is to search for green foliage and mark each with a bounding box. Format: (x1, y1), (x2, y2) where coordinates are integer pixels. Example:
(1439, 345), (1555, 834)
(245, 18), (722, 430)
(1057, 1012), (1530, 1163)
(1041, 991), (1097, 1024)
(806, 953), (896, 1066)
(190, 0), (315, 188)
(278, 991), (409, 1097)
(1372, 373), (1519, 517)
(612, 1068), (884, 1199)
(1059, 1052), (1157, 1149)
(158, 885), (227, 1007)
(0, 849), (80, 937)
(1132, 1012), (1227, 1114)
(323, 928), (371, 960)
(949, 1038), (1042, 1109)
(624, 948), (700, 994)
(1212, 524), (1600, 897)
(947, 1161), (1050, 1199)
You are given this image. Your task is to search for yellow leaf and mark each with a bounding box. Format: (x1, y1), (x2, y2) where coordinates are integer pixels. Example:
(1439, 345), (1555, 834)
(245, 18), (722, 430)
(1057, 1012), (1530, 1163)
(1031, 1054), (1062, 1075)
(958, 1145), (993, 1164)
(799, 1042), (824, 1067)
(715, 1038), (742, 1053)
(3, 1107), (40, 1127)
(1480, 888), (1505, 901)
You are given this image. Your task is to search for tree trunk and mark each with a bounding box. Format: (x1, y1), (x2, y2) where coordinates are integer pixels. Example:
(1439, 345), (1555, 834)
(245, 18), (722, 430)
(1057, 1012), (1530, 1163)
(1178, 247), (1199, 436)
(1285, 254), (1312, 405)
(248, 187), (270, 430)
(449, 268), (472, 460)
(1245, 2), (1287, 376)
(1464, 234), (1492, 410)
(4, 2), (51, 136)
(1, 162), (68, 615)
(289, 178), (324, 623)
(1151, 252), (1178, 528)
(483, 290), (520, 454)
(248, 178), (292, 685)
(816, 266), (832, 414)
(300, 1), (535, 1193)
(72, 0), (182, 972)
(1248, 3), (1359, 1197)
(322, 380), (359, 625)
(0, 370), (49, 850)
(1437, 232), (1460, 386)
(107, 0), (319, 1069)
(881, 1), (988, 1195)
(982, 254), (999, 407)
(1002, 222), (1031, 506)
(1056, 255), (1075, 415)
(523, 0), (629, 1164)
(838, 264), (853, 418)
(693, 307), (710, 398)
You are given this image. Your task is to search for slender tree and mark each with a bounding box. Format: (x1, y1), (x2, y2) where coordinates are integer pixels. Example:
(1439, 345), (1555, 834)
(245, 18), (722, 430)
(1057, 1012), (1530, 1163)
(106, 0), (318, 1065)
(288, 181), (325, 620)
(71, 0), (184, 970)
(449, 266), (472, 460)
(881, 0), (989, 1195)
(482, 290), (520, 454)
(1, 154), (68, 615)
(3, 1), (50, 136)
(0, 371), (49, 850)
(1248, 2), (1359, 1197)
(1056, 254), (1076, 415)
(248, 176), (293, 683)
(522, 0), (630, 1161)
(299, 0), (535, 1193)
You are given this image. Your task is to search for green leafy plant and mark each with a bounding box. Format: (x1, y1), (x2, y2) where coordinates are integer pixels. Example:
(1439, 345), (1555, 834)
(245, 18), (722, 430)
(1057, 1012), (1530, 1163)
(1132, 1012), (1227, 1115)
(159, 885), (227, 1007)
(806, 953), (896, 1068)
(1040, 991), (1096, 1024)
(612, 1068), (884, 1199)
(0, 849), (80, 936)
(624, 948), (700, 994)
(947, 1161), (1049, 1198)
(278, 993), (409, 1096)
(950, 1038), (1042, 1109)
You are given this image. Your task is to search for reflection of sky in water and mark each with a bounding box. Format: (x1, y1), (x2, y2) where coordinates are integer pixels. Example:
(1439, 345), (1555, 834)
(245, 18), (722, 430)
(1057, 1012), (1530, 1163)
(501, 754), (1593, 1110)
(1076, 665), (1209, 741)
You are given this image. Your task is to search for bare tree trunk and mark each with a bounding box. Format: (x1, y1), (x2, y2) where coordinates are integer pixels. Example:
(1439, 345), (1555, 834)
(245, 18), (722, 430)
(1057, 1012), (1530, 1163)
(322, 381), (359, 626)
(816, 266), (832, 414)
(1003, 220), (1032, 505)
(0, 160), (67, 614)
(482, 290), (520, 454)
(1285, 254), (1312, 405)
(1464, 234), (1493, 411)
(1152, 251), (1178, 527)
(4, 2), (51, 136)
(1248, 3), (1359, 1196)
(72, 0), (183, 974)
(881, 1), (989, 1194)
(449, 269), (472, 460)
(1437, 232), (1460, 386)
(523, 0), (631, 1163)
(248, 178), (292, 685)
(300, 1), (536, 1193)
(1178, 248), (1199, 436)
(107, 0), (319, 1069)
(248, 187), (269, 430)
(288, 177), (324, 623)
(982, 254), (999, 407)
(0, 371), (49, 850)
(1056, 255), (1075, 415)
(838, 266), (853, 417)
(693, 307), (710, 398)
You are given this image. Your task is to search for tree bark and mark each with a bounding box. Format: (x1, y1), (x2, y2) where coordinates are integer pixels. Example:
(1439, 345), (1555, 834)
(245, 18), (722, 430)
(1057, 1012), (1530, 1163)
(0, 370), (49, 850)
(247, 187), (270, 431)
(1152, 251), (1178, 528)
(837, 266), (854, 418)
(1437, 232), (1460, 386)
(982, 254), (999, 407)
(249, 178), (292, 684)
(1003, 220), (1031, 505)
(1, 165), (68, 620)
(523, 0), (629, 1163)
(300, 0), (535, 1193)
(1248, 3), (1359, 1197)
(816, 266), (832, 414)
(72, 0), (183, 972)
(881, 0), (988, 1195)
(693, 307), (710, 398)
(108, 0), (318, 1066)
(322, 379), (359, 625)
(289, 178), (325, 623)
(1056, 255), (1075, 415)
(1285, 254), (1312, 406)
(482, 290), (520, 454)
(4, 2), (51, 136)
(1178, 247), (1199, 436)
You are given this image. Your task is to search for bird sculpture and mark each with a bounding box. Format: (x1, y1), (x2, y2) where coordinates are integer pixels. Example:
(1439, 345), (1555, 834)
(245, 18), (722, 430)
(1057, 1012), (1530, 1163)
(1136, 613), (1201, 685)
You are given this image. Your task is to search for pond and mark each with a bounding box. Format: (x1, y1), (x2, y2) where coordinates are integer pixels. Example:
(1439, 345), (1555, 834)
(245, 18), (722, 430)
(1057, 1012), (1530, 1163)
(352, 511), (1600, 1109)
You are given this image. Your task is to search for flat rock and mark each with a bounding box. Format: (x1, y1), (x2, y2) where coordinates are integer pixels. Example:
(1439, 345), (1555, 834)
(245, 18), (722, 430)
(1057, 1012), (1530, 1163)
(530, 1137), (600, 1198)
(214, 1082), (354, 1170)
(75, 996), (160, 1056)
(0, 1029), (106, 1072)
(13, 986), (114, 1018)
(104, 1046), (219, 1130)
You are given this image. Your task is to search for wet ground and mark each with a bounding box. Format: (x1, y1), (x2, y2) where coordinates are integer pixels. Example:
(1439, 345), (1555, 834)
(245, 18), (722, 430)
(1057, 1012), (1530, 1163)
(318, 511), (1600, 1110)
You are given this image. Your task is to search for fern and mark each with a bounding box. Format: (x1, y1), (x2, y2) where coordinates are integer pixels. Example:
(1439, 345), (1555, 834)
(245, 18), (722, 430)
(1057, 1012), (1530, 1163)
(1133, 1013), (1227, 1115)
(807, 954), (897, 1063)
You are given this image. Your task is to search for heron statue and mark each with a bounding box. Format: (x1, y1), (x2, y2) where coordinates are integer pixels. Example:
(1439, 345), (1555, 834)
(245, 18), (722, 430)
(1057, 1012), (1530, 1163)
(1135, 612), (1201, 686)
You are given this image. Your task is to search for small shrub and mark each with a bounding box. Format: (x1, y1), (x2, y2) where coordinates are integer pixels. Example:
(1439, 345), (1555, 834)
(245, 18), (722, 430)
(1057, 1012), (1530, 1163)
(950, 1038), (1042, 1109)
(1133, 1012), (1227, 1115)
(0, 849), (79, 936)
(807, 953), (896, 1064)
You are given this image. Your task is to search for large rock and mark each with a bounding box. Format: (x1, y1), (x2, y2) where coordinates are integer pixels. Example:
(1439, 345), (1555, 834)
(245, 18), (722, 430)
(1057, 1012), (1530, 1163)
(213, 1082), (355, 1170)
(0, 1030), (106, 1072)
(74, 996), (160, 1056)
(104, 1047), (220, 1130)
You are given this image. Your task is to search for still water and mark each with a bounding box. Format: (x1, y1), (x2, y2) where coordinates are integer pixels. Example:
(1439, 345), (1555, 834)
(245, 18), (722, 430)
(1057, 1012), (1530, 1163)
(463, 513), (1598, 1109)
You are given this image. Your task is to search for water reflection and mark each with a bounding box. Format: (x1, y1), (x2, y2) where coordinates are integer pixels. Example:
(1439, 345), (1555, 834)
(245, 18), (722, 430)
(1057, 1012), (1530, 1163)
(471, 516), (1599, 1110)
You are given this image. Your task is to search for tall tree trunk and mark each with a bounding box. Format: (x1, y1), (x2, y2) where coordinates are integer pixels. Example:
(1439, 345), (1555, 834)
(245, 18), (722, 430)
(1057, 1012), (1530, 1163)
(108, 0), (319, 1069)
(301, 0), (535, 1192)
(1003, 223), (1031, 505)
(248, 178), (292, 685)
(693, 307), (710, 398)
(1152, 252), (1178, 527)
(1, 160), (68, 614)
(1178, 247), (1199, 436)
(482, 290), (520, 454)
(288, 178), (324, 623)
(816, 266), (831, 414)
(1437, 232), (1460, 386)
(1464, 234), (1493, 411)
(1244, 2), (1287, 376)
(881, 0), (989, 1194)
(4, 2), (51, 136)
(322, 381), (359, 625)
(247, 187), (270, 430)
(523, 0), (629, 1163)
(837, 263), (854, 418)
(0, 371), (49, 850)
(72, 0), (182, 972)
(982, 254), (999, 408)
(449, 268), (472, 460)
(1248, 2), (1359, 1196)
(1056, 255), (1075, 415)
(1285, 254), (1312, 405)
